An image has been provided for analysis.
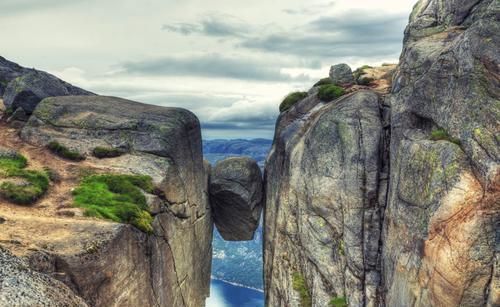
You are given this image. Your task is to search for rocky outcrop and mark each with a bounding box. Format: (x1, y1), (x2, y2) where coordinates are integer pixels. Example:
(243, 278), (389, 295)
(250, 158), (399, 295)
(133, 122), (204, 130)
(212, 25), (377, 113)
(264, 89), (388, 306)
(210, 157), (263, 241)
(0, 56), (92, 115)
(0, 95), (213, 306)
(329, 64), (354, 85)
(0, 246), (87, 306)
(264, 0), (499, 306)
(383, 0), (499, 305)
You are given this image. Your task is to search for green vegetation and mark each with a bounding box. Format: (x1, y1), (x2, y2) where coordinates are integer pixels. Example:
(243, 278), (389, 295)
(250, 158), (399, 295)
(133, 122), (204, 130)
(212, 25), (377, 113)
(430, 129), (461, 145)
(318, 84), (345, 102)
(353, 65), (373, 81)
(338, 239), (345, 256)
(292, 272), (312, 307)
(92, 147), (127, 159)
(329, 297), (347, 307)
(48, 141), (85, 161)
(314, 77), (333, 87)
(0, 154), (49, 205)
(280, 92), (308, 112)
(73, 174), (154, 233)
(358, 76), (375, 86)
(4, 107), (14, 117)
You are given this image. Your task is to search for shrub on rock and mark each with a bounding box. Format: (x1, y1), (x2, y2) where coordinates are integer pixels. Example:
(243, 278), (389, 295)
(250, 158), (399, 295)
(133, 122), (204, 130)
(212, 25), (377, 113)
(280, 92), (308, 112)
(317, 84), (345, 102)
(92, 147), (127, 159)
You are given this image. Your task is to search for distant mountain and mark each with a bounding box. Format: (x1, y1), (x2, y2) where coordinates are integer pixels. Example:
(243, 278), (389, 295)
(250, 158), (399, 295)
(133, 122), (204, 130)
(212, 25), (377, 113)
(203, 139), (272, 169)
(204, 139), (271, 290)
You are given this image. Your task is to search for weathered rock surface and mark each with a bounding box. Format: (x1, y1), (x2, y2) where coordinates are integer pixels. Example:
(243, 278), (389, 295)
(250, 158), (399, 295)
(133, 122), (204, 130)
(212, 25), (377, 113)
(0, 56), (93, 115)
(0, 246), (88, 306)
(383, 0), (499, 306)
(210, 157), (263, 241)
(329, 63), (354, 85)
(264, 90), (387, 306)
(264, 0), (499, 306)
(0, 95), (213, 306)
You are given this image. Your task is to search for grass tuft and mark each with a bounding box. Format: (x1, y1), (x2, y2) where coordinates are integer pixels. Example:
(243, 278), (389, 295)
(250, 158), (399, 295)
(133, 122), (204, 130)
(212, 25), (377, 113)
(430, 129), (461, 145)
(353, 65), (373, 81)
(314, 77), (333, 87)
(317, 84), (345, 102)
(329, 297), (347, 307)
(0, 155), (49, 205)
(92, 147), (127, 159)
(73, 174), (154, 233)
(292, 272), (312, 307)
(280, 92), (308, 112)
(48, 141), (85, 161)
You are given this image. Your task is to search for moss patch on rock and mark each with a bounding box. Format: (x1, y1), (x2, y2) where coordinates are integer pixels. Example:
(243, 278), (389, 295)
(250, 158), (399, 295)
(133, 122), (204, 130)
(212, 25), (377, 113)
(48, 141), (85, 161)
(430, 128), (461, 145)
(72, 174), (154, 233)
(318, 84), (345, 102)
(314, 77), (334, 87)
(0, 154), (49, 205)
(329, 297), (347, 307)
(292, 272), (312, 307)
(280, 92), (308, 112)
(92, 147), (127, 159)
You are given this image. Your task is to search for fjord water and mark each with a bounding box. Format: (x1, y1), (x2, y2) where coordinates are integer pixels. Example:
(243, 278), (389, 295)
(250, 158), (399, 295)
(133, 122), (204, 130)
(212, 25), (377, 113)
(207, 279), (264, 307)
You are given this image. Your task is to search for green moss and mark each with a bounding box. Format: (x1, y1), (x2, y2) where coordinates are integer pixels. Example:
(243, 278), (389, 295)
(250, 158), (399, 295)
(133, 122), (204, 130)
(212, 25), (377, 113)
(4, 107), (14, 117)
(92, 147), (127, 159)
(0, 155), (49, 205)
(73, 174), (154, 233)
(280, 92), (308, 112)
(292, 272), (312, 307)
(314, 77), (333, 87)
(318, 85), (345, 102)
(358, 76), (375, 86)
(353, 65), (372, 81)
(430, 129), (461, 145)
(338, 239), (345, 256)
(329, 297), (347, 307)
(48, 141), (85, 161)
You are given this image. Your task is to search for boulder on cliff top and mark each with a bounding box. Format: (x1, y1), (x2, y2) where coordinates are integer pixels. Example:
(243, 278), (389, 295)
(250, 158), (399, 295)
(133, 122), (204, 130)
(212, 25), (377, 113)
(3, 71), (93, 115)
(329, 63), (354, 85)
(210, 157), (263, 241)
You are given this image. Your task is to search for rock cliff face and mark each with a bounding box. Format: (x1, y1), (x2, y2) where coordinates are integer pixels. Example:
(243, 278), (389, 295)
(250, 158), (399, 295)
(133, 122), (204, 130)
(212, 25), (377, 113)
(263, 0), (499, 306)
(0, 95), (213, 306)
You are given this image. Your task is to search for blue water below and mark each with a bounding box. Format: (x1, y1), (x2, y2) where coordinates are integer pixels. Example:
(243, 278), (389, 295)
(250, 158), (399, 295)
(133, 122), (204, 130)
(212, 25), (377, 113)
(206, 279), (264, 307)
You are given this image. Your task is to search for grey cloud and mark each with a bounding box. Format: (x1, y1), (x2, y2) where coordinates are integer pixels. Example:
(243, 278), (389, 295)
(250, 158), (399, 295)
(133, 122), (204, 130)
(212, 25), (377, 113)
(240, 10), (407, 58)
(0, 0), (88, 15)
(120, 53), (314, 81)
(283, 1), (336, 15)
(162, 13), (249, 37)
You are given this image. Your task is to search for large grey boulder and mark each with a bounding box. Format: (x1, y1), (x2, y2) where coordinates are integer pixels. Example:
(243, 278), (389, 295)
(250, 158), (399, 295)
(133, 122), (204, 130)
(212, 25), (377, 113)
(210, 157), (263, 241)
(14, 95), (213, 307)
(3, 71), (93, 115)
(0, 246), (87, 306)
(329, 63), (354, 85)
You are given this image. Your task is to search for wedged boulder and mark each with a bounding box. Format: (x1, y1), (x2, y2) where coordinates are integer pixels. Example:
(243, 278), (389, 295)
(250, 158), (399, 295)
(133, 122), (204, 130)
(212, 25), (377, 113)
(210, 157), (263, 241)
(0, 246), (87, 306)
(7, 95), (213, 306)
(329, 63), (354, 85)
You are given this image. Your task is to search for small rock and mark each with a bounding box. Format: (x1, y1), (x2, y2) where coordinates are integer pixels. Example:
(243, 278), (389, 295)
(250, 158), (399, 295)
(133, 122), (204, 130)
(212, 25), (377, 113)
(329, 63), (354, 85)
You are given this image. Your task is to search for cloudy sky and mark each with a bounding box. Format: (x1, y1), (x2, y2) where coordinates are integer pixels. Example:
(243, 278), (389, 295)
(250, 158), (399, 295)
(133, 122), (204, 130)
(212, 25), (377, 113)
(0, 0), (417, 139)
